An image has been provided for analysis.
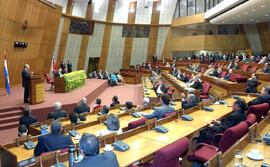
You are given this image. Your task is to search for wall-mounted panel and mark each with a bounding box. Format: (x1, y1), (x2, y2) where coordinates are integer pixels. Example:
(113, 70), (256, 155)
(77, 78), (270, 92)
(113, 0), (129, 23)
(92, 0), (109, 21)
(156, 26), (169, 58)
(130, 38), (149, 65)
(159, 0), (178, 24)
(72, 1), (88, 18)
(47, 0), (68, 13)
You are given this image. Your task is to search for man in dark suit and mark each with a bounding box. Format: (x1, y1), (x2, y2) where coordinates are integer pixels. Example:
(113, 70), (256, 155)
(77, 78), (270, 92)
(143, 94), (175, 120)
(34, 120), (74, 156)
(47, 102), (66, 120)
(152, 54), (157, 64)
(181, 93), (198, 110)
(67, 60), (72, 73)
(197, 99), (247, 143)
(22, 64), (32, 103)
(110, 96), (120, 107)
(60, 61), (66, 70)
(62, 67), (68, 75)
(248, 85), (270, 107)
(261, 63), (270, 74)
(180, 73), (189, 83)
(190, 77), (203, 90)
(74, 134), (119, 167)
(171, 67), (178, 77)
(54, 68), (63, 78)
(209, 67), (218, 77)
(74, 98), (90, 115)
(223, 69), (233, 81)
(246, 73), (259, 93)
(19, 107), (37, 128)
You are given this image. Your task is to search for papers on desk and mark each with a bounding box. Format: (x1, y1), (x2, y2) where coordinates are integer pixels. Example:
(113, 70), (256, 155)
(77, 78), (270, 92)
(180, 84), (186, 88)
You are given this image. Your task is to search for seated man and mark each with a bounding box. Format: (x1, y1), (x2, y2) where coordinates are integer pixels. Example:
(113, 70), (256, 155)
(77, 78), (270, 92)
(209, 67), (218, 77)
(54, 68), (63, 78)
(181, 93), (198, 110)
(18, 125), (28, 137)
(47, 102), (66, 120)
(143, 94), (175, 120)
(69, 112), (82, 125)
(261, 63), (270, 74)
(62, 67), (68, 75)
(93, 98), (103, 111)
(142, 97), (150, 108)
(171, 67), (178, 77)
(74, 98), (90, 115)
(74, 134), (119, 167)
(223, 69), (233, 81)
(233, 62), (240, 70)
(34, 120), (74, 156)
(190, 77), (203, 90)
(125, 101), (133, 112)
(197, 99), (247, 143)
(180, 73), (189, 83)
(204, 65), (212, 75)
(216, 67), (223, 78)
(19, 106), (37, 128)
(248, 85), (270, 107)
(110, 96), (120, 107)
(246, 73), (259, 93)
(97, 69), (103, 79)
(99, 114), (122, 136)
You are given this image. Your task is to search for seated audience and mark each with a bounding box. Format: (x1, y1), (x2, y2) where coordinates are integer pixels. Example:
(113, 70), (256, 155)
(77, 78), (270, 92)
(233, 62), (240, 70)
(19, 106), (37, 128)
(110, 73), (117, 86)
(93, 98), (103, 111)
(195, 64), (201, 72)
(101, 105), (110, 115)
(216, 67), (223, 78)
(246, 73), (259, 93)
(226, 62), (233, 69)
(242, 55), (248, 62)
(148, 63), (153, 71)
(248, 85), (270, 107)
(223, 69), (233, 81)
(117, 73), (125, 84)
(258, 56), (268, 64)
(197, 99), (247, 143)
(165, 62), (170, 67)
(54, 68), (63, 78)
(142, 97), (150, 108)
(125, 101), (133, 111)
(74, 134), (119, 167)
(171, 67), (178, 77)
(143, 94), (175, 120)
(47, 102), (66, 120)
(88, 71), (97, 79)
(18, 125), (28, 137)
(34, 120), (74, 156)
(155, 80), (167, 97)
(249, 56), (256, 62)
(180, 73), (189, 83)
(97, 69), (103, 79)
(209, 67), (218, 77)
(181, 93), (198, 110)
(110, 96), (120, 107)
(69, 112), (82, 125)
(99, 114), (122, 136)
(204, 65), (212, 75)
(190, 77), (203, 90)
(74, 98), (90, 115)
(261, 63), (270, 74)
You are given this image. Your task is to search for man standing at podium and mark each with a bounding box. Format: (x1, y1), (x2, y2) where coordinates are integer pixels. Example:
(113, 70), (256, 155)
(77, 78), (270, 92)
(22, 64), (32, 103)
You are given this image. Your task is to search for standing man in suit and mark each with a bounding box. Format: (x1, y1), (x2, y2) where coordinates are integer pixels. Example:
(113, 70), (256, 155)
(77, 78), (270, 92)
(34, 120), (74, 156)
(152, 54), (157, 64)
(22, 64), (32, 103)
(19, 107), (37, 128)
(74, 133), (119, 167)
(47, 102), (66, 120)
(74, 98), (90, 115)
(248, 85), (270, 107)
(67, 60), (72, 73)
(143, 94), (175, 120)
(246, 73), (259, 93)
(60, 61), (66, 71)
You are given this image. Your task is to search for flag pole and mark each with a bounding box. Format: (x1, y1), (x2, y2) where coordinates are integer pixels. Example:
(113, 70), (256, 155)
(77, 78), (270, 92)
(4, 50), (10, 96)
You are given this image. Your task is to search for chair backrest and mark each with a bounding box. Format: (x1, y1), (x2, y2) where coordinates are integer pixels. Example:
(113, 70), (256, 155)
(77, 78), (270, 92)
(163, 111), (176, 118)
(245, 114), (256, 127)
(246, 103), (269, 122)
(221, 71), (227, 78)
(201, 68), (205, 73)
(45, 73), (51, 82)
(151, 137), (189, 167)
(241, 65), (249, 72)
(251, 66), (258, 73)
(202, 82), (211, 94)
(229, 74), (241, 82)
(218, 121), (248, 152)
(168, 88), (175, 98)
(127, 118), (147, 131)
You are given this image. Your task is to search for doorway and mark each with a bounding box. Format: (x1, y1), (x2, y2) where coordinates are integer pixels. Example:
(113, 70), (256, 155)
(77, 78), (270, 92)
(87, 57), (100, 75)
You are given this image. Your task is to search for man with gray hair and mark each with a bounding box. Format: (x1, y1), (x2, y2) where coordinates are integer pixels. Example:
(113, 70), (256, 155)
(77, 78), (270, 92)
(74, 133), (119, 167)
(34, 120), (73, 156)
(22, 64), (33, 103)
(47, 102), (66, 120)
(74, 98), (90, 115)
(181, 93), (198, 110)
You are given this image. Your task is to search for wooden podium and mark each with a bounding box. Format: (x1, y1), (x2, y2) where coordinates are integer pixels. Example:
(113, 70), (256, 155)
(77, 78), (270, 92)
(29, 74), (45, 105)
(54, 77), (66, 93)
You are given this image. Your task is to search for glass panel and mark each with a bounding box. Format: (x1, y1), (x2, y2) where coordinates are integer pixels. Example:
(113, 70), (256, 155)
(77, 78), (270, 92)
(180, 0), (187, 17)
(196, 0), (205, 14)
(187, 0), (195, 16)
(173, 0), (181, 18)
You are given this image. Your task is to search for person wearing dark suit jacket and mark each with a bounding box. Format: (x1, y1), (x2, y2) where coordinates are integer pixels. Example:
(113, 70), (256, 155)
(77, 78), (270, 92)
(197, 99), (247, 143)
(248, 85), (270, 107)
(67, 60), (72, 73)
(54, 68), (63, 78)
(261, 63), (270, 74)
(34, 120), (74, 156)
(47, 102), (66, 120)
(216, 68), (223, 78)
(181, 93), (198, 110)
(152, 54), (157, 64)
(22, 64), (32, 103)
(19, 107), (37, 128)
(74, 133), (119, 167)
(209, 67), (218, 77)
(223, 69), (233, 81)
(190, 77), (203, 90)
(110, 96), (120, 107)
(60, 61), (66, 71)
(143, 94), (175, 120)
(246, 73), (259, 93)
(180, 73), (189, 83)
(74, 98), (90, 115)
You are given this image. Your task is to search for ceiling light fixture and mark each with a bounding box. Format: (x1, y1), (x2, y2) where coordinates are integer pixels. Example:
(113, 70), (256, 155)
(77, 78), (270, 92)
(250, 19), (254, 21)
(251, 9), (256, 12)
(244, 12), (248, 14)
(222, 22), (225, 23)
(265, 14), (269, 17)
(261, 5), (265, 8)
(237, 15), (241, 17)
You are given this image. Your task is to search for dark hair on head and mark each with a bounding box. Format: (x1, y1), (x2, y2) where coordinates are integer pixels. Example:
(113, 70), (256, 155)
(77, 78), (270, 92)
(264, 85), (270, 95)
(96, 98), (101, 105)
(23, 107), (30, 116)
(51, 120), (62, 134)
(79, 133), (99, 156)
(112, 96), (118, 102)
(69, 112), (78, 124)
(107, 113), (120, 131)
(102, 105), (109, 114)
(234, 99), (247, 112)
(18, 125), (28, 134)
(125, 101), (133, 109)
(161, 94), (170, 105)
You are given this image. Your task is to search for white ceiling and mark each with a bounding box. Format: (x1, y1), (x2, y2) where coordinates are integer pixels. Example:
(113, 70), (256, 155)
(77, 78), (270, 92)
(210, 0), (270, 24)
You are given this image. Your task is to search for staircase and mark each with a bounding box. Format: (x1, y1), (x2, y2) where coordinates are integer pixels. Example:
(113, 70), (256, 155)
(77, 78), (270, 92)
(0, 109), (22, 130)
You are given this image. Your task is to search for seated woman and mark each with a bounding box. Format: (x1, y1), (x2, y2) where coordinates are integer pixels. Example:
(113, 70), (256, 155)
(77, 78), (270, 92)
(99, 114), (122, 136)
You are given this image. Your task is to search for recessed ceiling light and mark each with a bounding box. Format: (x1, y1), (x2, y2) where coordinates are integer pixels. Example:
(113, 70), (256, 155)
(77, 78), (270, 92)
(222, 22), (225, 23)
(261, 5), (265, 8)
(250, 19), (254, 21)
(265, 14), (269, 17)
(251, 9), (256, 12)
(237, 15), (241, 17)
(244, 12), (248, 14)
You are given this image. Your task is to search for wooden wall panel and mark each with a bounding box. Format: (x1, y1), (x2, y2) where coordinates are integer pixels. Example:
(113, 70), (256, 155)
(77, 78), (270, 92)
(0, 0), (62, 89)
(171, 13), (206, 27)
(121, 2), (137, 69)
(162, 28), (173, 59)
(98, 0), (116, 71)
(77, 4), (94, 70)
(146, 0), (161, 63)
(257, 23), (270, 54)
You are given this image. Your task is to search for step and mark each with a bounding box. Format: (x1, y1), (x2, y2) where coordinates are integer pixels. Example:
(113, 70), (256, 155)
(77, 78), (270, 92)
(0, 122), (19, 131)
(0, 115), (21, 124)
(0, 110), (22, 119)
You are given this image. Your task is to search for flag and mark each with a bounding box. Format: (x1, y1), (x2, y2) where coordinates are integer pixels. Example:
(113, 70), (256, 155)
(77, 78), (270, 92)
(51, 55), (56, 72)
(4, 50), (10, 95)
